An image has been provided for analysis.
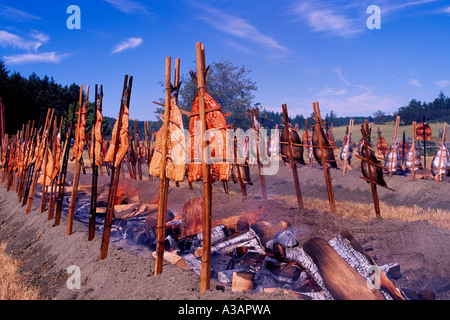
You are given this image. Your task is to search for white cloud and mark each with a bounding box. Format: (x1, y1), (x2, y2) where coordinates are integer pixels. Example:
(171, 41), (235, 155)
(409, 78), (422, 87)
(308, 68), (400, 116)
(291, 0), (440, 37)
(112, 37), (143, 54)
(436, 80), (450, 88)
(0, 30), (49, 51)
(190, 1), (287, 54)
(0, 5), (40, 21)
(291, 1), (364, 38)
(3, 52), (68, 64)
(443, 6), (450, 14)
(103, 0), (153, 18)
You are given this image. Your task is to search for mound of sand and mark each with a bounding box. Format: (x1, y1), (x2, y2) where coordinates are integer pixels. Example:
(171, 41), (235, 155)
(0, 161), (449, 300)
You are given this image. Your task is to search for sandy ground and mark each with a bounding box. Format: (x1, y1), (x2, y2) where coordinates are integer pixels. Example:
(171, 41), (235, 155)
(0, 160), (449, 300)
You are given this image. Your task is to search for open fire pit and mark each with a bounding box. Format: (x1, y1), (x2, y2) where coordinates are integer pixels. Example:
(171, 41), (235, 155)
(75, 192), (412, 300)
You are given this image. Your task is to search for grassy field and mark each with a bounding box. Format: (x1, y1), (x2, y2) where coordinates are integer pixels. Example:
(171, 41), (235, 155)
(279, 195), (450, 231)
(0, 242), (40, 300)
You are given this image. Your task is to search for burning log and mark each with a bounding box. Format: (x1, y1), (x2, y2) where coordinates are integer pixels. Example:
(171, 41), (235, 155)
(210, 229), (265, 256)
(113, 203), (158, 220)
(251, 220), (297, 249)
(303, 237), (385, 300)
(273, 244), (333, 300)
(338, 231), (405, 300)
(232, 272), (254, 292)
(179, 197), (204, 237)
(151, 251), (189, 270)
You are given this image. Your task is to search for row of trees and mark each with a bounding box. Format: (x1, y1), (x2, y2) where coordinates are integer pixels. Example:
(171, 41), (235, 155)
(0, 61), (80, 134)
(395, 92), (450, 125)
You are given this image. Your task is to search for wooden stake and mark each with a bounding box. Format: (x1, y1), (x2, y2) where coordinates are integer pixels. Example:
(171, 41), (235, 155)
(25, 108), (54, 214)
(361, 122), (381, 218)
(281, 104), (303, 209)
(411, 121), (417, 180)
(88, 84), (103, 241)
(343, 118), (354, 175)
(435, 122), (448, 184)
(54, 100), (77, 226)
(312, 102), (336, 214)
(233, 126), (247, 196)
(423, 116), (427, 170)
(67, 85), (89, 235)
(195, 43), (213, 294)
(389, 116), (400, 178)
(99, 75), (133, 260)
(249, 109), (267, 199)
(154, 57), (173, 275)
(47, 116), (62, 220)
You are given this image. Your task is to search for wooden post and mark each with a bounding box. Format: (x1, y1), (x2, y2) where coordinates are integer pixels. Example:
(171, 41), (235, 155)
(88, 84), (102, 241)
(67, 86), (89, 235)
(25, 108), (54, 214)
(232, 125), (247, 196)
(47, 116), (62, 220)
(154, 57), (173, 275)
(423, 116), (427, 170)
(249, 109), (267, 199)
(99, 75), (132, 260)
(40, 117), (57, 213)
(411, 121), (417, 180)
(312, 102), (336, 214)
(389, 116), (400, 178)
(305, 119), (313, 169)
(435, 122), (448, 184)
(281, 104), (303, 209)
(195, 42), (213, 294)
(174, 58), (181, 189)
(134, 119), (142, 180)
(361, 122), (381, 218)
(54, 101), (77, 226)
(343, 118), (354, 175)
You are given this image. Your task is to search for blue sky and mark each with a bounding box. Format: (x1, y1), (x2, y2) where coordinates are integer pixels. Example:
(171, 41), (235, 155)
(1, 0), (449, 121)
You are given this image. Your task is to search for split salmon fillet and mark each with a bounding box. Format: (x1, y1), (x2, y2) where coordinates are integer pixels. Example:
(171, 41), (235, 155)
(149, 98), (186, 182)
(188, 91), (231, 183)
